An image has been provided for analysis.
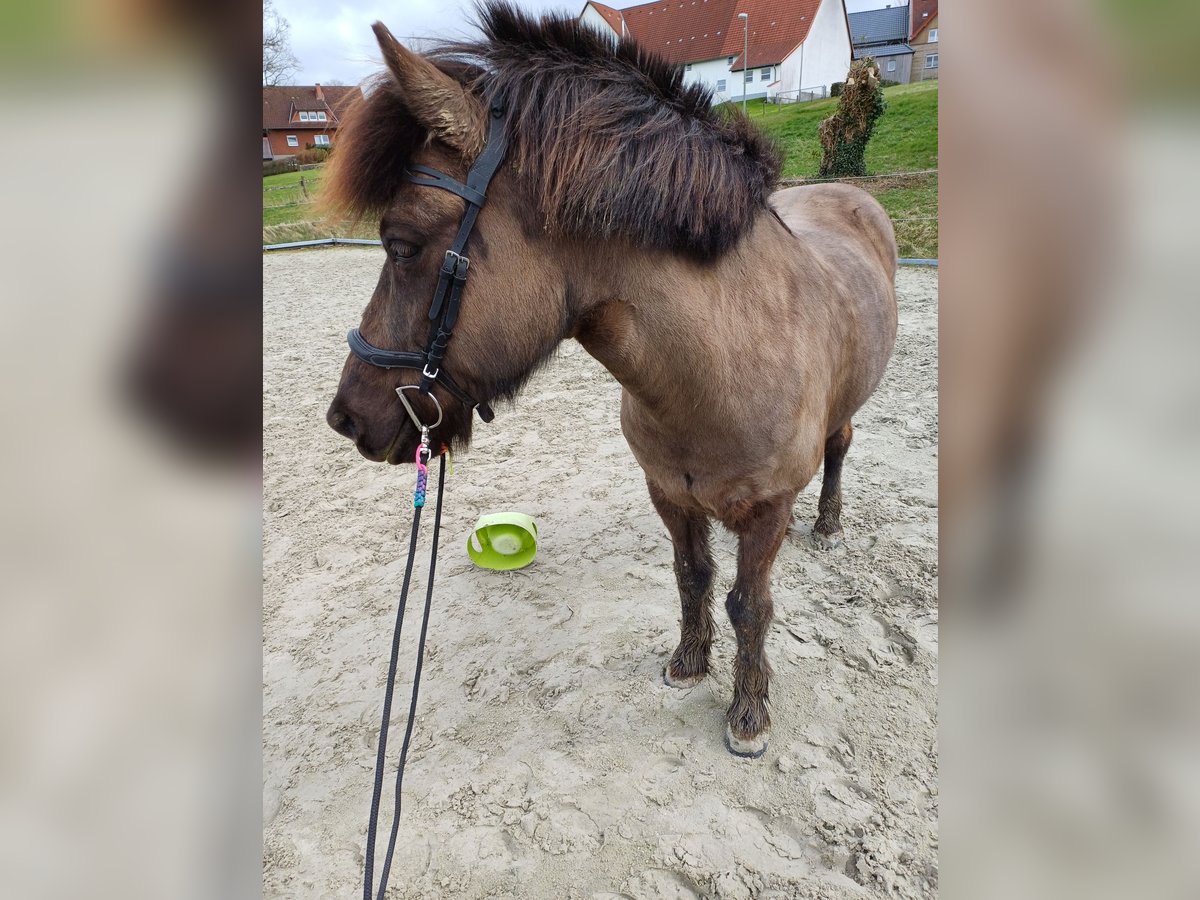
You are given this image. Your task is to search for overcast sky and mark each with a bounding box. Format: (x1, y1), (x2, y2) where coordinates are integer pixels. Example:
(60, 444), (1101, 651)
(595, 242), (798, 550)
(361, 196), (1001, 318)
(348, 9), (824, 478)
(274, 0), (903, 85)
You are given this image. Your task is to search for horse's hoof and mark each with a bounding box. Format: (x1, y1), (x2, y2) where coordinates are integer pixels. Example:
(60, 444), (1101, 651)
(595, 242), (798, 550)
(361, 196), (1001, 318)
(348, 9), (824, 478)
(813, 529), (843, 550)
(663, 667), (706, 689)
(724, 724), (768, 759)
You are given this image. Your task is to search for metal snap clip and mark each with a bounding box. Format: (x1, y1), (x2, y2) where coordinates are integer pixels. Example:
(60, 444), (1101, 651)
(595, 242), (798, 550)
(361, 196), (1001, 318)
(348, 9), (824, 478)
(395, 384), (443, 432)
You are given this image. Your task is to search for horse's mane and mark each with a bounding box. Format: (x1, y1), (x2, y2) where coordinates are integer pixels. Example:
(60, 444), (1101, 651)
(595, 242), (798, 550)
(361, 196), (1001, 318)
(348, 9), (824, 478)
(329, 1), (782, 257)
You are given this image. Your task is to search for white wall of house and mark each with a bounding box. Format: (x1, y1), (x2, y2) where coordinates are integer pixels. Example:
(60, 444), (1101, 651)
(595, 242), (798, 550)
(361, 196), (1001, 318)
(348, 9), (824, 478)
(683, 57), (734, 103)
(579, 4), (619, 38)
(778, 0), (852, 96)
(684, 56), (779, 104)
(740, 62), (781, 102)
(578, 2), (840, 104)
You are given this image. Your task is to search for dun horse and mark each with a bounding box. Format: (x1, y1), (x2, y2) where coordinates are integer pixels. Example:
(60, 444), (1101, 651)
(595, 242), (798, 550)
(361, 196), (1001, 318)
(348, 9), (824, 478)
(326, 3), (897, 757)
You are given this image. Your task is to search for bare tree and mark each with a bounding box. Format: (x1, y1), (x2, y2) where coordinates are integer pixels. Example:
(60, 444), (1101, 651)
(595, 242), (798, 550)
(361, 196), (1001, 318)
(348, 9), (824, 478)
(263, 0), (299, 86)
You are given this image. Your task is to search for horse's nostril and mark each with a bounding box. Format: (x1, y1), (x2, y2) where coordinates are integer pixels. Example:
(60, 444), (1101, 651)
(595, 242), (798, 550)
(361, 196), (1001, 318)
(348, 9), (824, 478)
(327, 405), (358, 440)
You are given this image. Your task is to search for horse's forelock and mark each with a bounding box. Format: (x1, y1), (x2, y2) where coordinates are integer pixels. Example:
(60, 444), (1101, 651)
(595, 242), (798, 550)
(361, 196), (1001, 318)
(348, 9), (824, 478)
(321, 75), (430, 222)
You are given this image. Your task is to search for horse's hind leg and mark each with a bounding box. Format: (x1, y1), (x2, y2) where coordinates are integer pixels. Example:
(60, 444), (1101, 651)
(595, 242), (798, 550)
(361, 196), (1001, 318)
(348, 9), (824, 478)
(647, 480), (715, 688)
(814, 421), (853, 548)
(724, 492), (793, 758)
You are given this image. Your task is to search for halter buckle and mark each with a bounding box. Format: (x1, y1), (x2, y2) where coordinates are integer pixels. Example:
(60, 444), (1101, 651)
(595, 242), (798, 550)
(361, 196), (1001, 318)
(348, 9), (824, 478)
(443, 250), (470, 279)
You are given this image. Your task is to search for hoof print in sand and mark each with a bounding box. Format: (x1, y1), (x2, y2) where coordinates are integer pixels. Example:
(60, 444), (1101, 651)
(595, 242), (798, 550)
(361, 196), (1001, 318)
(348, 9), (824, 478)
(663, 667), (706, 689)
(813, 530), (844, 550)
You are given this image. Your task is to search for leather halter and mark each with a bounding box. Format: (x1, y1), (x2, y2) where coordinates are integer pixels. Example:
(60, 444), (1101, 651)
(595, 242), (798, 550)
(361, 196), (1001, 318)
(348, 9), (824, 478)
(346, 104), (511, 424)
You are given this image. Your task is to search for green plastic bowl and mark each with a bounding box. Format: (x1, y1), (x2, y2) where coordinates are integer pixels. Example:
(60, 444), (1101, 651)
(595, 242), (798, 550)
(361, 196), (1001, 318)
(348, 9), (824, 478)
(467, 513), (538, 571)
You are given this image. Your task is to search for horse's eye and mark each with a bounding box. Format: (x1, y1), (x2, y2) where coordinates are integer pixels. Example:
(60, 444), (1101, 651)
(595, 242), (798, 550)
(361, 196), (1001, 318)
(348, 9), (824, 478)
(390, 240), (419, 261)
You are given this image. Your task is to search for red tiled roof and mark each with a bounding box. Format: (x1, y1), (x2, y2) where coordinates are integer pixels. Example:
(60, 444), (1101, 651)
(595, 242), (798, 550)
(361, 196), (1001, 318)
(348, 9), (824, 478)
(910, 0), (937, 40)
(585, 0), (825, 69)
(262, 85), (361, 131)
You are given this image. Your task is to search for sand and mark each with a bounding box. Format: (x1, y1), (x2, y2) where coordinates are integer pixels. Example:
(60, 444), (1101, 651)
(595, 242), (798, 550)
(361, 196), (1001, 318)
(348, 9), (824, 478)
(264, 247), (938, 899)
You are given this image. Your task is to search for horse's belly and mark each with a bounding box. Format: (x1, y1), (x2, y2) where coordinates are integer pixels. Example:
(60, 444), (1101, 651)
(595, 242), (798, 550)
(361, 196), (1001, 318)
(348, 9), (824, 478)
(621, 394), (825, 518)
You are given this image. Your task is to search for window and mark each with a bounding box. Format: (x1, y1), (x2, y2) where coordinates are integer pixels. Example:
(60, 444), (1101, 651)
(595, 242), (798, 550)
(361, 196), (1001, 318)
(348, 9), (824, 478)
(929, 28), (938, 43)
(286, 135), (298, 147)
(760, 67), (771, 81)
(887, 60), (896, 72)
(744, 71), (752, 83)
(317, 111), (327, 122)
(299, 111), (309, 121)
(685, 63), (692, 71)
(716, 78), (726, 92)
(315, 134), (330, 146)
(925, 54), (938, 69)
(727, 56), (734, 65)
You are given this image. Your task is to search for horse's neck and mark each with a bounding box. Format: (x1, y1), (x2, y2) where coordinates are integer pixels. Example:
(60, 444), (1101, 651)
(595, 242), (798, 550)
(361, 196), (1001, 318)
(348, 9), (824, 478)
(567, 212), (801, 420)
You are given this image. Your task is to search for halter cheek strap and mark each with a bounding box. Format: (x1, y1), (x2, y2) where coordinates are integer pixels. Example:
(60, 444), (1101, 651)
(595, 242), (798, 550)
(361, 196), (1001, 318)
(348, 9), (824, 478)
(346, 103), (511, 425)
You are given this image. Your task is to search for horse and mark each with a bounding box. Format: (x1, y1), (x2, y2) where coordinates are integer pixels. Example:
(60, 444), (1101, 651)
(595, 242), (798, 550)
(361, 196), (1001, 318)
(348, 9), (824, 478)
(325, 2), (897, 758)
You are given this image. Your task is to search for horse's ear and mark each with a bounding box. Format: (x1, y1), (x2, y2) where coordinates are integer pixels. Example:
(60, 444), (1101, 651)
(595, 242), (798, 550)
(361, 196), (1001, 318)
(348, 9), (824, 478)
(372, 21), (486, 157)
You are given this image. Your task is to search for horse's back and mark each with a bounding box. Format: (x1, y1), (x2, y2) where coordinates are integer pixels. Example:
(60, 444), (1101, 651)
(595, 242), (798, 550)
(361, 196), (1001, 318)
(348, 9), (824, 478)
(771, 183), (898, 281)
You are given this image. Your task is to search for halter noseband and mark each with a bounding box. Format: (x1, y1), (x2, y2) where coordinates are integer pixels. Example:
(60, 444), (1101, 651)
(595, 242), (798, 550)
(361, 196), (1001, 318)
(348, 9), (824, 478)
(346, 103), (511, 424)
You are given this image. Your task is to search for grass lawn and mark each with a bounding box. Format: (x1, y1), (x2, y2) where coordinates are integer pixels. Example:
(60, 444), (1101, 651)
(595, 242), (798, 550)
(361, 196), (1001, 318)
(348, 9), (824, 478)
(264, 81), (937, 256)
(872, 176), (939, 259)
(739, 80), (937, 177)
(263, 169), (327, 232)
(737, 80), (939, 257)
(263, 169), (320, 188)
(262, 167), (379, 242)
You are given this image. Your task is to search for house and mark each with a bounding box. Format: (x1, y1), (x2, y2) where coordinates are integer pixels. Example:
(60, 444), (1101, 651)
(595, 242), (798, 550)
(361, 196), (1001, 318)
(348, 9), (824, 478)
(909, 0), (938, 80)
(848, 4), (913, 83)
(579, 0), (851, 104)
(262, 84), (361, 160)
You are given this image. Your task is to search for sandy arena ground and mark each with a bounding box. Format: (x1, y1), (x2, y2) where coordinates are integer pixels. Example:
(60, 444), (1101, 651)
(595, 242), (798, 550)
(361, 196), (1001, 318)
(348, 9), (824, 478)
(264, 247), (938, 899)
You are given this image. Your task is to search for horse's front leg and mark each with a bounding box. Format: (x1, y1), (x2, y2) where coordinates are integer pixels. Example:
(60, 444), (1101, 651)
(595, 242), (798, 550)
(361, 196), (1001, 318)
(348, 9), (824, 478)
(723, 492), (794, 758)
(647, 479), (716, 688)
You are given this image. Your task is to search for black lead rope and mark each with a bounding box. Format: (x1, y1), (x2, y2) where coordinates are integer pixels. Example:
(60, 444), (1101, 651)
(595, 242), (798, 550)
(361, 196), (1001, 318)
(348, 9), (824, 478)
(363, 454), (446, 900)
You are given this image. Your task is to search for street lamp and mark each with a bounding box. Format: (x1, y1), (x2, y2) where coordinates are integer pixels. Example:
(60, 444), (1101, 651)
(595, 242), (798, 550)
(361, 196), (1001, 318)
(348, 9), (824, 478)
(738, 12), (748, 114)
